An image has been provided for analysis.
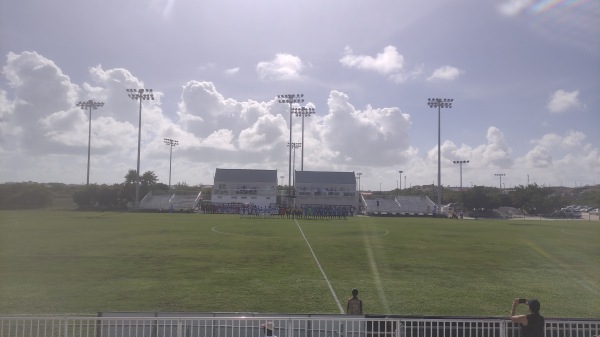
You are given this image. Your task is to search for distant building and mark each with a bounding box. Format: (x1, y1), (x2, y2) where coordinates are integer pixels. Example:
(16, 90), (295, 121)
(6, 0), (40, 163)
(295, 171), (358, 210)
(211, 168), (278, 208)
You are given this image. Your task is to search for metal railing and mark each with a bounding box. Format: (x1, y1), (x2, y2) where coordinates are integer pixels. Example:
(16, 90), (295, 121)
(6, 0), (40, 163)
(0, 316), (598, 337)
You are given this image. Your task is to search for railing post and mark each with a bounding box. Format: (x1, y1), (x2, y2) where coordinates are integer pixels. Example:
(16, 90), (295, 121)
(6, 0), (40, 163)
(63, 318), (68, 337)
(395, 319), (402, 337)
(152, 317), (158, 337)
(499, 319), (506, 337)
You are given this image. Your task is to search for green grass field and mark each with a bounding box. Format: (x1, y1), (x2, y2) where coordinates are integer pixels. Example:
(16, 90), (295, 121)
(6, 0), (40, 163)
(0, 210), (598, 318)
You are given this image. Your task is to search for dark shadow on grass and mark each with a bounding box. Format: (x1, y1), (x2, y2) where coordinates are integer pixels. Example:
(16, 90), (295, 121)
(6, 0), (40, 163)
(507, 222), (542, 226)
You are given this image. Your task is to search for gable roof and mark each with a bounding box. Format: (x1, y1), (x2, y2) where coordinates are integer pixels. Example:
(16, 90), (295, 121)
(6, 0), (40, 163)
(214, 168), (277, 183)
(295, 171), (356, 185)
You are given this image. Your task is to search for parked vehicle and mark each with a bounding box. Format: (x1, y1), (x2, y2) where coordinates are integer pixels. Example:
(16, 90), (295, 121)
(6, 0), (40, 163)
(552, 209), (583, 218)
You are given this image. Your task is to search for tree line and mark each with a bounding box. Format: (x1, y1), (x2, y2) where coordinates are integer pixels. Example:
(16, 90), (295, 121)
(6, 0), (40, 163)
(0, 170), (201, 210)
(1, 176), (598, 213)
(71, 170), (163, 210)
(395, 183), (600, 215)
(71, 170), (208, 210)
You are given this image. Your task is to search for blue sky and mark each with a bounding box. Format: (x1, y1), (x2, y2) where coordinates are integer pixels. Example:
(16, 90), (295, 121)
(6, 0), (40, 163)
(0, 0), (598, 190)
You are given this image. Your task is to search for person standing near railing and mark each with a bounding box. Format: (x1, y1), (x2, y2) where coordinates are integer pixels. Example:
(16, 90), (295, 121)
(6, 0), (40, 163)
(261, 321), (276, 337)
(347, 288), (363, 315)
(510, 298), (545, 337)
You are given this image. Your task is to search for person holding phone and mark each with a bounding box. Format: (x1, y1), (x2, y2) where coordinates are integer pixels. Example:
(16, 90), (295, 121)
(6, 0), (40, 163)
(510, 298), (545, 337)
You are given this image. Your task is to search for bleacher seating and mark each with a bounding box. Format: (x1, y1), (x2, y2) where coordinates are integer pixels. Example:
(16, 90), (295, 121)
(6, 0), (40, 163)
(169, 194), (200, 211)
(364, 195), (435, 215)
(364, 198), (400, 214)
(139, 191), (201, 211)
(139, 193), (172, 210)
(395, 195), (435, 214)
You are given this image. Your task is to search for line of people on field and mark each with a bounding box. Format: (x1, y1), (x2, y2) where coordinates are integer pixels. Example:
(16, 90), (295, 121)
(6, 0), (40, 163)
(236, 204), (354, 219)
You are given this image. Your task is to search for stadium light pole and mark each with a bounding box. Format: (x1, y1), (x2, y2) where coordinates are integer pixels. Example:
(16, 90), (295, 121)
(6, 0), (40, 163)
(126, 88), (154, 206)
(453, 160), (469, 191)
(427, 98), (453, 212)
(399, 170), (403, 191)
(164, 138), (179, 190)
(76, 99), (104, 185)
(291, 106), (315, 171)
(288, 142), (302, 187)
(278, 94), (304, 198)
(495, 173), (506, 192)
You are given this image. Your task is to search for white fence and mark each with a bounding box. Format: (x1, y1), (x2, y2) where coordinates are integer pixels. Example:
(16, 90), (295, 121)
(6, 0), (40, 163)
(0, 316), (598, 337)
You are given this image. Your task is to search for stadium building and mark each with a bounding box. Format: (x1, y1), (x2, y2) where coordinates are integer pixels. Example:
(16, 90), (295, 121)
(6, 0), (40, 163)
(295, 170), (359, 212)
(210, 168), (278, 208)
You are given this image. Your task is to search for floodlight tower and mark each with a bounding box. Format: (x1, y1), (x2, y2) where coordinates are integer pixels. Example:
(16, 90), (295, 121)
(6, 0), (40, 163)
(126, 88), (154, 206)
(495, 173), (506, 192)
(76, 99), (104, 185)
(291, 106), (315, 171)
(453, 160), (469, 191)
(288, 142), (302, 186)
(277, 94), (304, 197)
(427, 97), (453, 212)
(399, 170), (404, 191)
(164, 138), (179, 189)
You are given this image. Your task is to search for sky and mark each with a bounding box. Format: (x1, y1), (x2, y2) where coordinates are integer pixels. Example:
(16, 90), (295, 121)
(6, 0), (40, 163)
(0, 0), (598, 191)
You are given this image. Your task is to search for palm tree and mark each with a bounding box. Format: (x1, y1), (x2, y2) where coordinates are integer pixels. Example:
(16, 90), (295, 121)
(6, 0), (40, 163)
(141, 171), (159, 187)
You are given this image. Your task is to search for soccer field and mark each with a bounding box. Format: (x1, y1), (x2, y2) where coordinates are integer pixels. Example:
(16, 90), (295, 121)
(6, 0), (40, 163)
(0, 210), (598, 318)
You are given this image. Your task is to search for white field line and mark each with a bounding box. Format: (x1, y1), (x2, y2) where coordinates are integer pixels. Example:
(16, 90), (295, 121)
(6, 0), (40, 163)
(294, 219), (344, 314)
(364, 234), (390, 313)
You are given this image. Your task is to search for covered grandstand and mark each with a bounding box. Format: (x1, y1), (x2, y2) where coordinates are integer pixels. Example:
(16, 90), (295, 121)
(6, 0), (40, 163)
(295, 170), (358, 211)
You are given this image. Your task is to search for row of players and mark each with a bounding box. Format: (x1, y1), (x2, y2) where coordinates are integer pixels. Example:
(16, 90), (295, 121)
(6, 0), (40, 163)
(200, 203), (354, 219)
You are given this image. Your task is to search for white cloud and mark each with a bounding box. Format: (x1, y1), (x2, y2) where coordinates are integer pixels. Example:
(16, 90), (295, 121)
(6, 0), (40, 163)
(224, 67), (240, 75)
(339, 45), (418, 83)
(415, 126), (599, 187)
(420, 127), (514, 187)
(238, 114), (287, 152)
(199, 129), (236, 150)
(340, 46), (456, 84)
(547, 89), (583, 114)
(1, 52), (81, 155)
(313, 90), (412, 167)
(427, 66), (463, 82)
(515, 129), (598, 185)
(0, 51), (416, 184)
(256, 54), (305, 81)
(478, 127), (513, 168)
(531, 129), (586, 151)
(435, 127), (513, 169)
(524, 145), (553, 168)
(0, 52), (598, 188)
(340, 45), (405, 76)
(39, 108), (88, 146)
(3, 51), (79, 114)
(0, 89), (16, 146)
